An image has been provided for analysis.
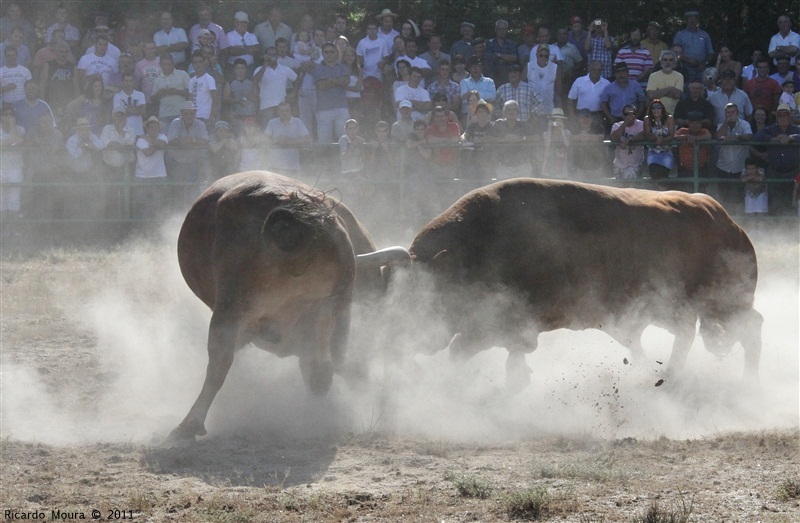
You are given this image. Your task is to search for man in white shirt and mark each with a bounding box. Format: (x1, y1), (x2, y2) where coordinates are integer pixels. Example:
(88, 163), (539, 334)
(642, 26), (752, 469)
(225, 12), (260, 69)
(187, 52), (218, 123)
(153, 12), (189, 68)
(77, 35), (116, 87)
(567, 60), (610, 122)
(253, 6), (292, 53)
(253, 46), (297, 123)
(188, 5), (227, 51)
(0, 45), (31, 106)
(768, 16), (800, 66)
(112, 73), (146, 135)
(357, 22), (387, 80)
(394, 67), (431, 121)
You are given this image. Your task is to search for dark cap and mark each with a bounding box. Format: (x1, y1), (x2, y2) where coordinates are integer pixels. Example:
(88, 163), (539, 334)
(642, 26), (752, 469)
(613, 61), (629, 72)
(687, 111), (704, 122)
(578, 108), (592, 116)
(508, 64), (522, 72)
(720, 69), (737, 79)
(685, 10), (700, 17)
(471, 37), (486, 46)
(570, 16), (583, 25)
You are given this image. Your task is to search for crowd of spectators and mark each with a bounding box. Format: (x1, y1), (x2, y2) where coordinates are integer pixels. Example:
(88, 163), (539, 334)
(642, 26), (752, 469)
(1, 2), (800, 233)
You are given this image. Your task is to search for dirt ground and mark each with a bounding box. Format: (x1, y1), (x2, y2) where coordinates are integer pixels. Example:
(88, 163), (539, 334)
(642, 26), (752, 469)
(1, 217), (799, 522)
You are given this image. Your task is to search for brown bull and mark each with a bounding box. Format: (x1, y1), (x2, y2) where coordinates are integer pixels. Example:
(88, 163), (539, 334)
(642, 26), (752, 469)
(408, 178), (762, 391)
(171, 171), (406, 439)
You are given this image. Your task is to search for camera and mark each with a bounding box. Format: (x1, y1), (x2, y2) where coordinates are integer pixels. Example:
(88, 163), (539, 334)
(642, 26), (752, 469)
(593, 19), (602, 26)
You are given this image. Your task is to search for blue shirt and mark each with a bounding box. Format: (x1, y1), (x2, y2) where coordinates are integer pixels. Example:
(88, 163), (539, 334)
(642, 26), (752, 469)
(600, 80), (646, 118)
(459, 75), (496, 112)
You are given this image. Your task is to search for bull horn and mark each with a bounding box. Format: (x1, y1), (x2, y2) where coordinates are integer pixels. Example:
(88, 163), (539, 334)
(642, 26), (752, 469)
(356, 246), (411, 267)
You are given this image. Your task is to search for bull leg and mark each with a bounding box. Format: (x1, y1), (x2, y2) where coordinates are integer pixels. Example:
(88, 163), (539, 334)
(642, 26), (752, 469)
(665, 324), (696, 379)
(737, 308), (763, 381)
(170, 314), (241, 440)
(298, 301), (338, 396)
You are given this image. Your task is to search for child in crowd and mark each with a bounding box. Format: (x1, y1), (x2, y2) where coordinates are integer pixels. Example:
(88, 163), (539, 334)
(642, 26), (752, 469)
(740, 157), (768, 215)
(294, 29), (315, 62)
(779, 79), (796, 111)
(339, 119), (365, 176)
(541, 108), (571, 178)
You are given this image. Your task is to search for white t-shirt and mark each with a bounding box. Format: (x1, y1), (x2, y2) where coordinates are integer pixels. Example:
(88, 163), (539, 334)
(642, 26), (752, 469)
(77, 52), (117, 85)
(768, 30), (800, 65)
(112, 89), (147, 135)
(0, 64), (32, 105)
(394, 83), (431, 121)
(153, 27), (189, 65)
(357, 36), (387, 79)
(188, 73), (216, 119)
(567, 74), (611, 112)
(135, 135), (168, 178)
(225, 30), (259, 66)
(253, 64), (298, 110)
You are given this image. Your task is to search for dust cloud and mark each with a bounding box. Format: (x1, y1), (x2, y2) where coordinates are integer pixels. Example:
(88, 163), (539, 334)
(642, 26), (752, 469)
(1, 218), (797, 446)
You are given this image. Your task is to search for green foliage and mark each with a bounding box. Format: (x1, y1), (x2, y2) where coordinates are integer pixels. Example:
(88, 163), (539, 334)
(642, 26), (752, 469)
(446, 471), (493, 498)
(504, 485), (551, 520)
(775, 478), (800, 501)
(632, 499), (695, 523)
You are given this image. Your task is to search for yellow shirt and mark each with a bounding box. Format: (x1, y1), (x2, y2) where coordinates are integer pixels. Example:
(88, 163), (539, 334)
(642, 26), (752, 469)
(646, 70), (685, 116)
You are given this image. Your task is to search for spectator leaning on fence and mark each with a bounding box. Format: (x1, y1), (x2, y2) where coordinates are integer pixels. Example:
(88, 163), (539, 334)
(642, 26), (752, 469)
(610, 103), (645, 179)
(715, 102), (753, 210)
(133, 116), (168, 219)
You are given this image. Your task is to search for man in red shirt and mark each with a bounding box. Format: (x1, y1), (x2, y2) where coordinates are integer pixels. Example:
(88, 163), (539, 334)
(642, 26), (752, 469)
(426, 105), (460, 180)
(744, 57), (782, 114)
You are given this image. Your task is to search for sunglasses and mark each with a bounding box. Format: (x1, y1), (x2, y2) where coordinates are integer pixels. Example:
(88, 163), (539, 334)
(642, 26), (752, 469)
(623, 111), (635, 116)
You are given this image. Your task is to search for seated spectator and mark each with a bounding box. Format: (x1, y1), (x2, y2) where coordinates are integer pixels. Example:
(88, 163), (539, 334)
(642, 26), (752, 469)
(424, 92), (461, 132)
(741, 49), (762, 84)
(391, 100), (414, 145)
(740, 157), (768, 215)
(752, 103), (800, 213)
(643, 99), (675, 179)
(0, 104), (25, 222)
(715, 103), (753, 209)
(264, 101), (310, 176)
(133, 116), (168, 220)
(486, 100), (535, 179)
(675, 111), (713, 188)
(610, 103), (645, 179)
(207, 120), (240, 179)
(541, 108), (571, 178)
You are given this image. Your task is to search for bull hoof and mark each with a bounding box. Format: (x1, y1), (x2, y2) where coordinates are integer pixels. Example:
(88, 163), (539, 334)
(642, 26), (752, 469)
(303, 359), (334, 396)
(168, 421), (207, 441)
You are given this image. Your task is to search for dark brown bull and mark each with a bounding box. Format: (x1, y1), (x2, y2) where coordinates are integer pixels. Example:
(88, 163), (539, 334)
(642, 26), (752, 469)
(408, 178), (762, 391)
(171, 171), (406, 439)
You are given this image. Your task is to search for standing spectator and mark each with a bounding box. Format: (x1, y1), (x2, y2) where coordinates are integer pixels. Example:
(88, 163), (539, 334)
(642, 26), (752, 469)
(167, 101), (209, 205)
(357, 21), (388, 81)
(254, 6), (292, 53)
(740, 157), (768, 215)
(154, 12), (189, 69)
(646, 50), (683, 117)
(450, 22), (475, 61)
(253, 46), (297, 124)
(0, 28), (30, 69)
(610, 103), (645, 179)
(584, 19), (612, 79)
(451, 54), (469, 84)
(487, 99), (534, 179)
(527, 42), (563, 125)
(518, 26), (536, 69)
(460, 99), (495, 179)
(641, 21), (668, 65)
(394, 38), (431, 80)
(530, 27), (562, 66)
(715, 44), (742, 81)
(80, 12), (111, 55)
(133, 116), (168, 219)
(84, 26), (121, 63)
(222, 58), (256, 132)
(420, 34), (449, 73)
(189, 5), (228, 53)
(100, 105), (136, 217)
(65, 77), (109, 135)
(391, 99), (414, 143)
(77, 35), (116, 87)
(675, 111), (712, 184)
(342, 47), (364, 123)
(643, 99), (675, 179)
(12, 79), (54, 135)
(0, 104), (25, 221)
(460, 57), (496, 121)
(225, 12), (260, 72)
(0, 3), (34, 51)
(743, 57), (781, 115)
(715, 102), (752, 208)
(188, 52), (219, 124)
(134, 41), (162, 106)
(313, 42), (351, 144)
(652, 44), (692, 80)
(487, 19), (518, 87)
(494, 64), (538, 122)
(339, 118), (365, 177)
(417, 18), (436, 52)
(541, 108), (571, 178)
(394, 66), (430, 121)
(568, 60), (610, 126)
(741, 49), (763, 85)
(65, 117), (104, 221)
(426, 105), (461, 180)
(25, 111), (63, 218)
(264, 100), (310, 175)
(601, 62), (646, 125)
(404, 118), (437, 226)
(237, 116), (267, 171)
(554, 28), (583, 89)
(207, 120), (239, 179)
(673, 79), (714, 130)
(709, 69), (753, 126)
(752, 103), (800, 213)
(768, 16), (800, 66)
(672, 10), (714, 81)
(428, 60), (461, 116)
(151, 53), (189, 128)
(1, 45), (31, 106)
(614, 26), (653, 89)
(112, 73), (146, 136)
(334, 13), (354, 45)
(567, 16), (589, 64)
(45, 6), (79, 54)
(375, 9), (400, 55)
(569, 108), (606, 179)
(32, 29), (75, 80)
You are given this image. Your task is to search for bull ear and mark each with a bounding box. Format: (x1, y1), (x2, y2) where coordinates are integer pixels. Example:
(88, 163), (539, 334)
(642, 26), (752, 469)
(263, 208), (313, 254)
